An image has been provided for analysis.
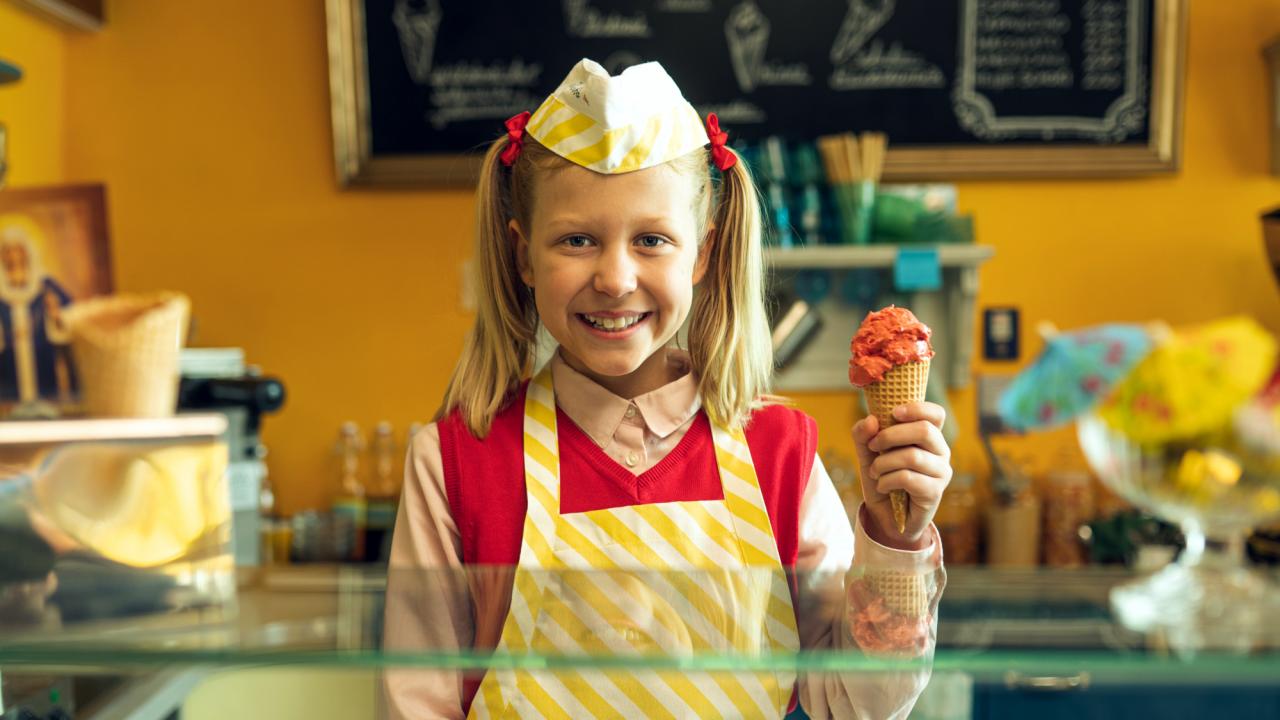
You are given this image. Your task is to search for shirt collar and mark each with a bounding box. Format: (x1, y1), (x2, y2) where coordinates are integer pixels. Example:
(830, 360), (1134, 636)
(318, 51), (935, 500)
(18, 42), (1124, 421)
(550, 349), (702, 445)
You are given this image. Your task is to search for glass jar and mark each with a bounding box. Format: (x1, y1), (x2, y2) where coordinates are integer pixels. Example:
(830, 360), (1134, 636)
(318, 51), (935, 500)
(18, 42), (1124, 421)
(935, 472), (980, 564)
(1042, 468), (1095, 567)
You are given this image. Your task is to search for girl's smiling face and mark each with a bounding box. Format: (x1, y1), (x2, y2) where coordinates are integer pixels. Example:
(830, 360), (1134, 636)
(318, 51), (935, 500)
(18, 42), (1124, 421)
(512, 161), (710, 398)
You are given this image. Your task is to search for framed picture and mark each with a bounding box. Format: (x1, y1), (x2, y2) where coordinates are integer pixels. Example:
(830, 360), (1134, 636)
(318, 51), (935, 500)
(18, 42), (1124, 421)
(0, 184), (112, 410)
(10, 0), (105, 31)
(326, 0), (1187, 187)
(1267, 36), (1280, 177)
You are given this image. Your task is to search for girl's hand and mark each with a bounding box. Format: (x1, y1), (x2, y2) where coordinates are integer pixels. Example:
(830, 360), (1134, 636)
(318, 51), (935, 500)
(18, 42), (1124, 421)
(852, 402), (952, 551)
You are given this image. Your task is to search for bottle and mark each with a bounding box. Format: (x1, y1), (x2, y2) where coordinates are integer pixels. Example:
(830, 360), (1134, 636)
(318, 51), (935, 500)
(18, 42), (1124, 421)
(757, 137), (796, 248)
(364, 421), (400, 563)
(257, 444), (275, 521)
(256, 444), (290, 565)
(332, 421), (367, 562)
(789, 142), (825, 246)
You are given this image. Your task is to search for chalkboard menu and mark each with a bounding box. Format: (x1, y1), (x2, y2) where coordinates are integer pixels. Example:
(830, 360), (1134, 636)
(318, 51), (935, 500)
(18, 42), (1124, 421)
(327, 0), (1186, 186)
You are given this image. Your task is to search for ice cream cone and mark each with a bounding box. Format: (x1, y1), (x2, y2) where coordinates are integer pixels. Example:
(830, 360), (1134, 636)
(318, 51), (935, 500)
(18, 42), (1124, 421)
(849, 306), (934, 535)
(862, 358), (931, 533)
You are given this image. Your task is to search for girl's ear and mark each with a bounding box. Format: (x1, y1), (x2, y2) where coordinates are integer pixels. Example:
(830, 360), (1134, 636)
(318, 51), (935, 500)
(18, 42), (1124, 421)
(693, 226), (715, 286)
(510, 219), (534, 287)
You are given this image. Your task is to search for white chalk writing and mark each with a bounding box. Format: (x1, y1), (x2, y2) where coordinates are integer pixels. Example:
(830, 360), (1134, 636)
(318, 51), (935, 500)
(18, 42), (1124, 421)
(974, 0), (1073, 90)
(954, 0), (1148, 142)
(428, 88), (543, 129)
(562, 0), (650, 38)
(425, 60), (543, 129)
(724, 1), (812, 91)
(1082, 0), (1125, 91)
(696, 100), (767, 124)
(830, 41), (945, 89)
(828, 1), (944, 90)
(428, 60), (541, 87)
(657, 0), (712, 11)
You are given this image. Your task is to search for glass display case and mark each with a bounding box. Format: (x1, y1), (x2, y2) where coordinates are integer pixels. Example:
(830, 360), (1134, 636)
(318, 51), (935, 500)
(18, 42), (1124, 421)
(2, 418), (1278, 718)
(2, 566), (1279, 718)
(5, 564), (1280, 672)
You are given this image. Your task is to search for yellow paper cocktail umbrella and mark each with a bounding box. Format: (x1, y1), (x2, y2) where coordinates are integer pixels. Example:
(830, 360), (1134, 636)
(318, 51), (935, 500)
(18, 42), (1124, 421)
(1098, 317), (1277, 444)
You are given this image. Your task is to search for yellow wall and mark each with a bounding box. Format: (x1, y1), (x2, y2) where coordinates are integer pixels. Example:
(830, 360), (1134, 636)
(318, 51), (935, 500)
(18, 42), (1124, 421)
(2, 1), (1279, 511)
(57, 1), (475, 512)
(0, 1), (66, 185)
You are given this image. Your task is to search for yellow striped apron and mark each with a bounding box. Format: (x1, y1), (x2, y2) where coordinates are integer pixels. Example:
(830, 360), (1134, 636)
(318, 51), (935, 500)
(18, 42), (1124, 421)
(469, 366), (799, 719)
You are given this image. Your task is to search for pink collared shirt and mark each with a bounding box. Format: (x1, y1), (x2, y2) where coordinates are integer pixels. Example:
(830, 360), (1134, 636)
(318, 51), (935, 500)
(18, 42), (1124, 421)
(383, 350), (945, 719)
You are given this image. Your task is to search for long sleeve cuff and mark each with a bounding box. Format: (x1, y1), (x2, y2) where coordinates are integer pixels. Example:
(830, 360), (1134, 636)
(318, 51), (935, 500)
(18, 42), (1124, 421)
(852, 504), (944, 574)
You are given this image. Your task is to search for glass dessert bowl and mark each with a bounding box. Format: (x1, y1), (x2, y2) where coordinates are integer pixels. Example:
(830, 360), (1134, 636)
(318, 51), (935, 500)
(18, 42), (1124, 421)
(1077, 409), (1280, 654)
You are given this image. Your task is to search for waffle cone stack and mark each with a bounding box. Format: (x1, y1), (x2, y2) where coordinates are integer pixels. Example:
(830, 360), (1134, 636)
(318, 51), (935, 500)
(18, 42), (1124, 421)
(862, 358), (931, 533)
(64, 292), (190, 418)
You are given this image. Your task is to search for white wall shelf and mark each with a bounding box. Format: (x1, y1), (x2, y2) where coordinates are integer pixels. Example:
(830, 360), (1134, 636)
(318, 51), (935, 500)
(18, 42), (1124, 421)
(766, 244), (994, 269)
(765, 244), (995, 393)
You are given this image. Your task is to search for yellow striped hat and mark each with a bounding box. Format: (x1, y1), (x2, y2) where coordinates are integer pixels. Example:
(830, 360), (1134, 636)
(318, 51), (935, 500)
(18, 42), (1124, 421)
(526, 59), (707, 175)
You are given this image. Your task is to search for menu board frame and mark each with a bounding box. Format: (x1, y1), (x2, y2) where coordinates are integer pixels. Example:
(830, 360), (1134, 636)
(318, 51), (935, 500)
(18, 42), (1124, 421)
(326, 0), (1187, 187)
(1267, 36), (1280, 178)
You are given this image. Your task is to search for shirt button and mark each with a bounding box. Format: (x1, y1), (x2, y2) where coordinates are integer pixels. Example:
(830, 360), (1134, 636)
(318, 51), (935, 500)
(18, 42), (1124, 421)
(625, 452), (638, 467)
(625, 405), (637, 419)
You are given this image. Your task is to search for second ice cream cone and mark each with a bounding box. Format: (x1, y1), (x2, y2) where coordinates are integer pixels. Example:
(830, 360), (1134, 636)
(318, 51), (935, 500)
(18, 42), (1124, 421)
(863, 358), (931, 533)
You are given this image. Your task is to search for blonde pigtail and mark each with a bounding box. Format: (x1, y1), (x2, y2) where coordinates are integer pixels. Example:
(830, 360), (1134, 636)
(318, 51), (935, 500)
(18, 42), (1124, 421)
(437, 138), (540, 437)
(689, 148), (775, 429)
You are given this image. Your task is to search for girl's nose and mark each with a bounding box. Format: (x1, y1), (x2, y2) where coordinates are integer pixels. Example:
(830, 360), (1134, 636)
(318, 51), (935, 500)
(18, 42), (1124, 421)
(593, 244), (638, 297)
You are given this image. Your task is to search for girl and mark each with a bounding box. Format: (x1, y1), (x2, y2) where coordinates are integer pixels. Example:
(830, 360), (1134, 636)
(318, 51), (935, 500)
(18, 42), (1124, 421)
(384, 59), (950, 720)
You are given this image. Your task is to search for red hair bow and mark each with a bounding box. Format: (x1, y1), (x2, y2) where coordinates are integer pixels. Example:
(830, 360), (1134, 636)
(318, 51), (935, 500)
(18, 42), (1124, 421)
(705, 113), (736, 172)
(500, 111), (532, 167)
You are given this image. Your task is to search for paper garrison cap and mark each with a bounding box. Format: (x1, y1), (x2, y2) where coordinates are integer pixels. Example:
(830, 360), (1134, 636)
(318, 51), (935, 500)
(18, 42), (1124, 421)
(526, 58), (708, 175)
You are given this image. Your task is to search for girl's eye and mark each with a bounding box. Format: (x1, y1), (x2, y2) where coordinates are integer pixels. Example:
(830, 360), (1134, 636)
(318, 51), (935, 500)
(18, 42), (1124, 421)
(637, 235), (669, 248)
(562, 235), (593, 248)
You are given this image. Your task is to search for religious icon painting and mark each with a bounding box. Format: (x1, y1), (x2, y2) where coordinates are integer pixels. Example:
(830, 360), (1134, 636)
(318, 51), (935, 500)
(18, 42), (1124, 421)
(0, 184), (112, 415)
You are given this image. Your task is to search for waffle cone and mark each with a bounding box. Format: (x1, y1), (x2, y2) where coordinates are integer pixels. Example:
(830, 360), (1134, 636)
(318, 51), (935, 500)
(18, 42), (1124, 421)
(867, 570), (930, 619)
(64, 292), (190, 418)
(862, 359), (931, 533)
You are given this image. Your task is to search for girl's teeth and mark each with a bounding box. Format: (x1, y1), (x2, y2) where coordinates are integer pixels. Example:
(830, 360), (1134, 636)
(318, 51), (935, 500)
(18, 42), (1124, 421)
(586, 314), (642, 330)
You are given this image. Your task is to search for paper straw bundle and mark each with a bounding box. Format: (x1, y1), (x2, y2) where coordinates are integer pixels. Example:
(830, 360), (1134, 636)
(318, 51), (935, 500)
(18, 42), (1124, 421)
(817, 132), (888, 244)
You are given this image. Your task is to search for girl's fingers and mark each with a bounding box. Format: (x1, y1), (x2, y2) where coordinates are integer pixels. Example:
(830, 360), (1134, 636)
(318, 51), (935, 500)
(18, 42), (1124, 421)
(868, 446), (949, 483)
(874, 469), (949, 507)
(891, 401), (946, 429)
(852, 416), (879, 450)
(868, 421), (948, 457)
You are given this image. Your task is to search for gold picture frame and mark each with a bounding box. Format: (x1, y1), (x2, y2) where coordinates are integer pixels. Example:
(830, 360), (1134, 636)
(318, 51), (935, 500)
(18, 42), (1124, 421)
(10, 0), (104, 31)
(889, 0), (1187, 180)
(1267, 35), (1280, 177)
(327, 0), (484, 188)
(326, 0), (1188, 187)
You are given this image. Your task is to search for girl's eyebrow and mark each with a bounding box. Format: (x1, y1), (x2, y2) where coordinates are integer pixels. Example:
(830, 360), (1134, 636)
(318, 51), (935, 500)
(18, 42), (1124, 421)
(543, 215), (675, 232)
(542, 216), (589, 232)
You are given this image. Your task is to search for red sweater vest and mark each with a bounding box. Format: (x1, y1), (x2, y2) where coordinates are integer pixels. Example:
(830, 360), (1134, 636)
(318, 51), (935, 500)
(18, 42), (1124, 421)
(438, 383), (818, 568)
